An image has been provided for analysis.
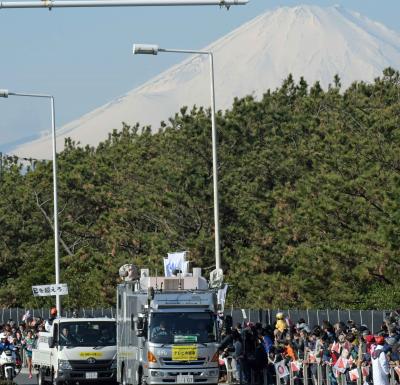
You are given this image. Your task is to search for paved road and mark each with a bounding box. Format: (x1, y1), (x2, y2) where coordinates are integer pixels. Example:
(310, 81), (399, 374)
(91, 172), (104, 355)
(14, 368), (37, 385)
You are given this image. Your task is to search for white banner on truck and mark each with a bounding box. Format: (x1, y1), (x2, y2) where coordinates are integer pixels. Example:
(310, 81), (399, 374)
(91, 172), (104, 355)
(164, 251), (188, 276)
(32, 284), (68, 297)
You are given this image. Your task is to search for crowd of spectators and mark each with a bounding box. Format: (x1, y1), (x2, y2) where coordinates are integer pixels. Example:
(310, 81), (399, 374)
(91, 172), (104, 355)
(0, 307), (58, 379)
(218, 311), (400, 385)
(1, 306), (400, 385)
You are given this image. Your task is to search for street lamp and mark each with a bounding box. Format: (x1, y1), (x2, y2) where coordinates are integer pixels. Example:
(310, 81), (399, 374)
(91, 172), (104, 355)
(0, 0), (248, 9)
(133, 44), (222, 273)
(0, 89), (61, 314)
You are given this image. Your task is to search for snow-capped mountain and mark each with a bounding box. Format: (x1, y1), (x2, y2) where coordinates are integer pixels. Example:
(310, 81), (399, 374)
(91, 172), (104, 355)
(13, 5), (400, 159)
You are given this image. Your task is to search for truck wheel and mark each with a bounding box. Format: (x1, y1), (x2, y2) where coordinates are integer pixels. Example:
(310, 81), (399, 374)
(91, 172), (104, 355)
(136, 367), (143, 385)
(121, 367), (128, 385)
(37, 368), (45, 385)
(51, 370), (62, 385)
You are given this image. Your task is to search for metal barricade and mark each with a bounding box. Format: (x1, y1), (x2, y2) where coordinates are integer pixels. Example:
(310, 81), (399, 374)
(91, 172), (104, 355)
(274, 355), (400, 385)
(356, 367), (362, 385)
(325, 365), (331, 385)
(276, 355), (400, 385)
(304, 361), (309, 385)
(289, 364), (294, 385)
(337, 372), (347, 385)
(390, 366), (399, 385)
(276, 367), (280, 385)
(263, 368), (269, 385)
(317, 362), (323, 385)
(285, 358), (312, 385)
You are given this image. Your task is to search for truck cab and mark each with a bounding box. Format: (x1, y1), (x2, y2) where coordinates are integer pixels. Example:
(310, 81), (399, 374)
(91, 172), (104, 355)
(33, 317), (117, 385)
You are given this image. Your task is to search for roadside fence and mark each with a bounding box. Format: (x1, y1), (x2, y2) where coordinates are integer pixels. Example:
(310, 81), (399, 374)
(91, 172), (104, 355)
(0, 308), (391, 332)
(229, 309), (390, 334)
(0, 307), (115, 323)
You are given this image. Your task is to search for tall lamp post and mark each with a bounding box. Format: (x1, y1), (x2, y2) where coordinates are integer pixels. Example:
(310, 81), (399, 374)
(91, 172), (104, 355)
(0, 0), (248, 10)
(0, 89), (61, 313)
(132, 44), (221, 273)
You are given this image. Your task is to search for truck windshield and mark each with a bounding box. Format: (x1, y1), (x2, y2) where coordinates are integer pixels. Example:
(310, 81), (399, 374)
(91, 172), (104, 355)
(149, 312), (216, 344)
(58, 321), (116, 347)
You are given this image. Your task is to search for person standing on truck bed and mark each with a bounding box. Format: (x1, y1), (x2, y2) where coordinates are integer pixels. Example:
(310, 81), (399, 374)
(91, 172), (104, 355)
(45, 307), (58, 332)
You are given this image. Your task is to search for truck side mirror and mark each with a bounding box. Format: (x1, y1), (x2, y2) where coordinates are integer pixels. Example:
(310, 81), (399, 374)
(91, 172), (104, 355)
(131, 314), (135, 331)
(133, 316), (146, 337)
(137, 317), (144, 330)
(48, 337), (55, 348)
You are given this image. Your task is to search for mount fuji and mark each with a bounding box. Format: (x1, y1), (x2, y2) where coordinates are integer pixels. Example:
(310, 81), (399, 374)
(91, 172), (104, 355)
(13, 4), (400, 159)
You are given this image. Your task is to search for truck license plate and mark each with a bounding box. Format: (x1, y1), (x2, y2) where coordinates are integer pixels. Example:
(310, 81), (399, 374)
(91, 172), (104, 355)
(177, 375), (194, 383)
(85, 372), (98, 379)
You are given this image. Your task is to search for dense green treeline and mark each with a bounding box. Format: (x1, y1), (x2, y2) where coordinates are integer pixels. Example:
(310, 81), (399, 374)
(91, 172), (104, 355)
(1, 69), (400, 310)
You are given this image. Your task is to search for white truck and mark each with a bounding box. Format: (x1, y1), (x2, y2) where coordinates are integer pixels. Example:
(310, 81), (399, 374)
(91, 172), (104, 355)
(32, 317), (117, 385)
(117, 267), (220, 385)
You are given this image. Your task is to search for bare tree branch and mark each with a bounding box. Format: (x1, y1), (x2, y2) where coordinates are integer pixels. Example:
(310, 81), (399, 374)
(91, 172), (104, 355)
(33, 191), (73, 256)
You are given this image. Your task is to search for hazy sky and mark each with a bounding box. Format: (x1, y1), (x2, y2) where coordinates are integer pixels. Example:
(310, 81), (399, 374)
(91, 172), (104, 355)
(0, 0), (399, 153)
